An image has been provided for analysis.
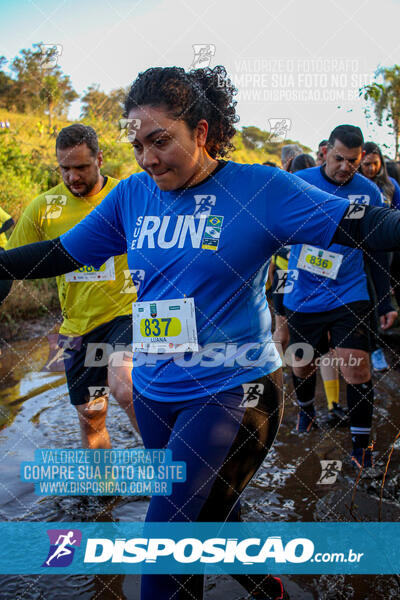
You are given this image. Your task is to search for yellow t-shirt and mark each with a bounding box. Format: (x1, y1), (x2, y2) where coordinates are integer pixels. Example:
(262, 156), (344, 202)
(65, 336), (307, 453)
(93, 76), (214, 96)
(274, 254), (289, 270)
(0, 206), (12, 249)
(7, 177), (135, 336)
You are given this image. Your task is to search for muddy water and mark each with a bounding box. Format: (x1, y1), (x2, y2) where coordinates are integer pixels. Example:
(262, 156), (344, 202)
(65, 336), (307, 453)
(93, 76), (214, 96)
(1, 334), (400, 599)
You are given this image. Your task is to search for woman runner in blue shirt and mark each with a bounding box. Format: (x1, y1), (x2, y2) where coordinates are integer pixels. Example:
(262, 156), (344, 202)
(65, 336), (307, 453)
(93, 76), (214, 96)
(2, 66), (400, 600)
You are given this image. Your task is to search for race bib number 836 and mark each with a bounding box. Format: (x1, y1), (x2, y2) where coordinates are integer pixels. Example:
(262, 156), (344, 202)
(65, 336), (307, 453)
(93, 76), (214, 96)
(297, 245), (343, 279)
(65, 257), (115, 282)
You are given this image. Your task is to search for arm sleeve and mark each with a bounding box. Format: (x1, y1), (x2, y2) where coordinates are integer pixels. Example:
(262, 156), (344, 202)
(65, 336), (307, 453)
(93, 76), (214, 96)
(0, 238), (83, 279)
(0, 279), (12, 305)
(264, 171), (349, 248)
(60, 183), (126, 268)
(0, 218), (14, 235)
(332, 204), (400, 251)
(365, 251), (394, 316)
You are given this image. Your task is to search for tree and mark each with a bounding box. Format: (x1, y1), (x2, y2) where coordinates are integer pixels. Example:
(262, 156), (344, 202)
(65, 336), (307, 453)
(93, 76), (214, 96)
(362, 65), (400, 159)
(81, 84), (126, 122)
(2, 44), (77, 122)
(0, 56), (17, 110)
(241, 126), (269, 150)
(40, 75), (62, 130)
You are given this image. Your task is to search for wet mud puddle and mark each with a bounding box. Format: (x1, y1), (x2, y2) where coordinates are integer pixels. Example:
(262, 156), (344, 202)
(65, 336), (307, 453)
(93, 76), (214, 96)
(1, 335), (400, 599)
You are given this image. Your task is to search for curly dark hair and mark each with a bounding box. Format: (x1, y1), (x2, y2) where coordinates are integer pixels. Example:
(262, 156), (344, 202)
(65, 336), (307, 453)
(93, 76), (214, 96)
(124, 66), (239, 158)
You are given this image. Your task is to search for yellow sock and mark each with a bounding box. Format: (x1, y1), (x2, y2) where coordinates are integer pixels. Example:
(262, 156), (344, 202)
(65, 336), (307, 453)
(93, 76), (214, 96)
(323, 379), (340, 411)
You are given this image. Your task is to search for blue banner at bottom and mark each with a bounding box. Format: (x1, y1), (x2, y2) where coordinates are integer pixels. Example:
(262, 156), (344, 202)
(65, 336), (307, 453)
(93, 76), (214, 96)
(1, 522), (399, 574)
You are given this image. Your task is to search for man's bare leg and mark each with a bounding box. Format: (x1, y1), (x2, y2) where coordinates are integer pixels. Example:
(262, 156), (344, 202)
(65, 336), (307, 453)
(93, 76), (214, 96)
(75, 394), (111, 449)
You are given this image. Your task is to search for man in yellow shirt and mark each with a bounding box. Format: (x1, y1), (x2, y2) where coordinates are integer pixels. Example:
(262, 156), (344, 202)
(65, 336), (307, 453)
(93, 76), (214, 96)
(0, 205), (14, 303)
(7, 124), (137, 448)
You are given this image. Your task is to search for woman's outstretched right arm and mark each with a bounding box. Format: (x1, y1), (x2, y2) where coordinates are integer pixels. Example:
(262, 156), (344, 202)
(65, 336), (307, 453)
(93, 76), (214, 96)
(0, 238), (84, 279)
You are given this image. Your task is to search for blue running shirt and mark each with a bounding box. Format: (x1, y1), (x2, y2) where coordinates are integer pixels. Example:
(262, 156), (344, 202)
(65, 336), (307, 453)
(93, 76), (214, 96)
(284, 166), (384, 314)
(61, 162), (348, 401)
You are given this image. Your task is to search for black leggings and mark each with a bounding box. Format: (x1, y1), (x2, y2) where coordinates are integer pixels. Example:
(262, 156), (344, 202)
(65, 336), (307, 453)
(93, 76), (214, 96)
(133, 369), (284, 599)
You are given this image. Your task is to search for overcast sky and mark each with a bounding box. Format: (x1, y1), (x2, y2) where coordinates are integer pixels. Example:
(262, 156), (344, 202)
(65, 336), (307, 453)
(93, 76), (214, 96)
(2, 0), (400, 156)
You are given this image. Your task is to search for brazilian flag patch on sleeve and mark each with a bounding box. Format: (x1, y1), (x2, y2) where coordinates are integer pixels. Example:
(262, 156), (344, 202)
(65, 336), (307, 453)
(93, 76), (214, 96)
(201, 215), (224, 250)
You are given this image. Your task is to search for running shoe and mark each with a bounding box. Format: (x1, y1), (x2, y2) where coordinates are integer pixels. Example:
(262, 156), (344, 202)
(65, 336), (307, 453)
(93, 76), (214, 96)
(371, 349), (389, 372)
(351, 446), (373, 470)
(296, 405), (317, 433)
(327, 402), (348, 426)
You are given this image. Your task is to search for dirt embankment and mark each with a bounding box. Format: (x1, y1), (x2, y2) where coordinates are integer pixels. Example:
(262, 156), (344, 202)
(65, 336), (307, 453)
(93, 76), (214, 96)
(0, 278), (61, 344)
(0, 312), (60, 346)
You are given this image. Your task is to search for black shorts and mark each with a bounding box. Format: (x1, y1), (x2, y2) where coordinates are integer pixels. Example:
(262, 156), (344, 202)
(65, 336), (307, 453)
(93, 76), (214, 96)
(60, 315), (132, 406)
(271, 271), (286, 317)
(285, 300), (371, 355)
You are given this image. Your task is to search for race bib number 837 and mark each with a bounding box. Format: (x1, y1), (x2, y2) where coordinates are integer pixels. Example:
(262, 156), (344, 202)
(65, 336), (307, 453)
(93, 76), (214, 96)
(132, 298), (198, 353)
